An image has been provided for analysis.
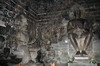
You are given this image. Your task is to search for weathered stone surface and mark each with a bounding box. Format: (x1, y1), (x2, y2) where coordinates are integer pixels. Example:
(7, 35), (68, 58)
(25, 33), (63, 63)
(51, 41), (69, 63)
(0, 0), (100, 66)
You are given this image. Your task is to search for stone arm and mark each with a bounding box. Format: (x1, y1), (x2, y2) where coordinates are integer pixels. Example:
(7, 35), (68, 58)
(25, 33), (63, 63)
(68, 33), (79, 51)
(67, 21), (79, 51)
(84, 32), (93, 51)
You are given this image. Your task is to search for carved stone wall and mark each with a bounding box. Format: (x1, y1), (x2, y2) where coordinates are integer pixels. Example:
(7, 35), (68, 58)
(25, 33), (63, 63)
(0, 0), (100, 66)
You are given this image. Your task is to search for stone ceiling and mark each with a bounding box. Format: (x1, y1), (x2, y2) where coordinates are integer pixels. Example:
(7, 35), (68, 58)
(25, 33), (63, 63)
(0, 0), (100, 23)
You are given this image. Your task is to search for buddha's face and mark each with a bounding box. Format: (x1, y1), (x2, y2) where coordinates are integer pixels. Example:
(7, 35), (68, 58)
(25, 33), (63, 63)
(93, 22), (100, 31)
(69, 10), (75, 19)
(69, 7), (81, 19)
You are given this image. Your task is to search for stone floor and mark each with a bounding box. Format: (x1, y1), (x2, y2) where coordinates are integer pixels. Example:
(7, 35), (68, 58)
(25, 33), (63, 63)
(56, 63), (67, 66)
(43, 63), (97, 66)
(68, 63), (97, 66)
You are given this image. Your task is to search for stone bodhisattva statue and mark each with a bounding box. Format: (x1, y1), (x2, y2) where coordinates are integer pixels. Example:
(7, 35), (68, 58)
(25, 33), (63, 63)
(67, 6), (93, 56)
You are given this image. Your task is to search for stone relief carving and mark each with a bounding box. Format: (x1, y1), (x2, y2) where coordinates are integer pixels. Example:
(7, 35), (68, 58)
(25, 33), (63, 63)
(0, 1), (100, 65)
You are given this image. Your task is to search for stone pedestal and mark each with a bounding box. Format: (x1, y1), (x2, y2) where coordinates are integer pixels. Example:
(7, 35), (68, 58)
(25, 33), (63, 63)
(93, 40), (100, 62)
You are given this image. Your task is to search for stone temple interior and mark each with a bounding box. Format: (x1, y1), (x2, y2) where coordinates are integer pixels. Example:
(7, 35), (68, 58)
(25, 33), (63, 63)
(0, 0), (100, 66)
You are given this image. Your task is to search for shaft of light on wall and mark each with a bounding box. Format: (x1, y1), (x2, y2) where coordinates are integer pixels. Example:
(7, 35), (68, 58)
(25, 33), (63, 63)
(65, 40), (68, 43)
